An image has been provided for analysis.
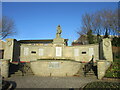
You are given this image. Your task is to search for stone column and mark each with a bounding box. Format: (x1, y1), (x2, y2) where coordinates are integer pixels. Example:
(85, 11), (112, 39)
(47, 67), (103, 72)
(4, 38), (14, 62)
(97, 60), (111, 80)
(100, 38), (113, 61)
(0, 59), (10, 78)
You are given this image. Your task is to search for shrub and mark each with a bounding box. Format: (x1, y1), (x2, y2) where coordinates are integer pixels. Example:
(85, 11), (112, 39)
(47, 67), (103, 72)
(105, 59), (120, 78)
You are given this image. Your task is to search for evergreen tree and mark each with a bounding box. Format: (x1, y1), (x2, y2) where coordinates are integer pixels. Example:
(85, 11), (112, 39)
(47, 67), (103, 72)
(87, 30), (94, 44)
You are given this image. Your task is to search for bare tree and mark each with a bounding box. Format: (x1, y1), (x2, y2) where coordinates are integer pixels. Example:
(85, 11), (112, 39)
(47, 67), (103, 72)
(109, 9), (119, 35)
(78, 8), (119, 37)
(77, 13), (94, 36)
(0, 16), (16, 39)
(77, 8), (119, 44)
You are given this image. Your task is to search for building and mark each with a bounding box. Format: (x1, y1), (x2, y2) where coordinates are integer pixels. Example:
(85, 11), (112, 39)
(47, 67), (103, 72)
(72, 34), (120, 46)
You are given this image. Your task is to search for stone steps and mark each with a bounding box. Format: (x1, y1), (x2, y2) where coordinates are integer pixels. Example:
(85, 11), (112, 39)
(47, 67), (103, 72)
(74, 66), (96, 77)
(10, 69), (33, 77)
(9, 63), (34, 77)
(84, 70), (96, 77)
(10, 70), (34, 76)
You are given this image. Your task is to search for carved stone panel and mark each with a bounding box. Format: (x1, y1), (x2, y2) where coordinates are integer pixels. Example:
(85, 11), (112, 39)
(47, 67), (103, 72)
(89, 48), (94, 56)
(39, 48), (44, 56)
(49, 62), (60, 68)
(56, 47), (62, 57)
(24, 47), (29, 56)
(74, 48), (79, 56)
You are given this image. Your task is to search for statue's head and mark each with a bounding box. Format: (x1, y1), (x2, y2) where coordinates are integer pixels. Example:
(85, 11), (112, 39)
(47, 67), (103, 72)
(58, 25), (60, 27)
(57, 25), (62, 32)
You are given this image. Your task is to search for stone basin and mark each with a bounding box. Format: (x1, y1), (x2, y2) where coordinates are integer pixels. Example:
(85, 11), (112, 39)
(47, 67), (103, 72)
(30, 59), (81, 76)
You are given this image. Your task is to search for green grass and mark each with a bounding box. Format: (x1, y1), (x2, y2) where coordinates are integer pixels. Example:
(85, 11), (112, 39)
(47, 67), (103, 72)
(83, 81), (120, 89)
(105, 58), (120, 78)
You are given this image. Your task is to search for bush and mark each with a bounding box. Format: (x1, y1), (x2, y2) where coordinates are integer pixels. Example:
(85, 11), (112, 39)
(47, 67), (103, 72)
(105, 59), (120, 78)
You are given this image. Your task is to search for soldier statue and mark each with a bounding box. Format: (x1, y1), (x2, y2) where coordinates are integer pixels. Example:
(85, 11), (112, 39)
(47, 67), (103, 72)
(56, 25), (62, 38)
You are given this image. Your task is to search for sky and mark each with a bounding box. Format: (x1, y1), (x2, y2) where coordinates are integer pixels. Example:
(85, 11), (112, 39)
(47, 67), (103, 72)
(2, 2), (118, 46)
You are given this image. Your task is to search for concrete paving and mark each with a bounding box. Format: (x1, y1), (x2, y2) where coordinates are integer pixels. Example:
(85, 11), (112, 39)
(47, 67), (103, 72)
(6, 75), (99, 88)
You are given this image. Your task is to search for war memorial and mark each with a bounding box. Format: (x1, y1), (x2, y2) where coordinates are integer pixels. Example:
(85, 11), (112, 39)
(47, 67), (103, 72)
(0, 25), (113, 80)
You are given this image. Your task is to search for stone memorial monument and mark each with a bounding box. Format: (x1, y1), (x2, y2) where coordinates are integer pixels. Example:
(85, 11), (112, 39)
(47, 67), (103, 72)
(0, 25), (113, 79)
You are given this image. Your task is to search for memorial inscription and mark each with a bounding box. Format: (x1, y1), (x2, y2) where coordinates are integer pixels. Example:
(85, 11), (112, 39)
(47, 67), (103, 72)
(74, 48), (79, 56)
(49, 62), (60, 68)
(56, 47), (62, 57)
(39, 48), (44, 56)
(24, 47), (29, 56)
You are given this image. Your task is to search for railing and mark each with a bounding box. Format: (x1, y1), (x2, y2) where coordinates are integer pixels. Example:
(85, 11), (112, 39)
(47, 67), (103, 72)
(83, 57), (94, 77)
(18, 62), (30, 76)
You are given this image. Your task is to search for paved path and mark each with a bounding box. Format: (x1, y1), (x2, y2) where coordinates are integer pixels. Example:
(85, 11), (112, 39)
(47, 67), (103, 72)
(6, 75), (99, 88)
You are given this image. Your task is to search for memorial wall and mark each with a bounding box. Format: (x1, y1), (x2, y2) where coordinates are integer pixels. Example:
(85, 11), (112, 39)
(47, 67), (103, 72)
(1, 25), (113, 62)
(20, 44), (99, 62)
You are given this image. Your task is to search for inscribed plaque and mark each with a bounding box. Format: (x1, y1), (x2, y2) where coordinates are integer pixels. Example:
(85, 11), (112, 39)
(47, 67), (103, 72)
(24, 47), (29, 56)
(39, 48), (44, 56)
(89, 48), (94, 56)
(74, 48), (79, 56)
(49, 62), (60, 68)
(56, 47), (62, 56)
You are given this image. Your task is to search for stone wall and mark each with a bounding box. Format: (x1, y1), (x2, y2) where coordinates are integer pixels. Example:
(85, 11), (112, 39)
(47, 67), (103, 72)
(4, 39), (14, 61)
(0, 40), (5, 50)
(30, 60), (81, 76)
(20, 44), (99, 62)
(4, 39), (20, 62)
(97, 60), (111, 79)
(0, 59), (10, 78)
(1, 38), (113, 62)
(100, 38), (113, 61)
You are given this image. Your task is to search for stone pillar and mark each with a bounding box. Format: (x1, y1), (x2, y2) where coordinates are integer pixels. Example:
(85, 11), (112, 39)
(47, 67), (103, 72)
(97, 60), (111, 80)
(100, 38), (113, 61)
(0, 59), (10, 78)
(4, 38), (14, 62)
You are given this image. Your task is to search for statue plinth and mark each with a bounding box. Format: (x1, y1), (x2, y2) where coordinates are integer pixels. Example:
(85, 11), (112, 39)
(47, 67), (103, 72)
(53, 37), (65, 46)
